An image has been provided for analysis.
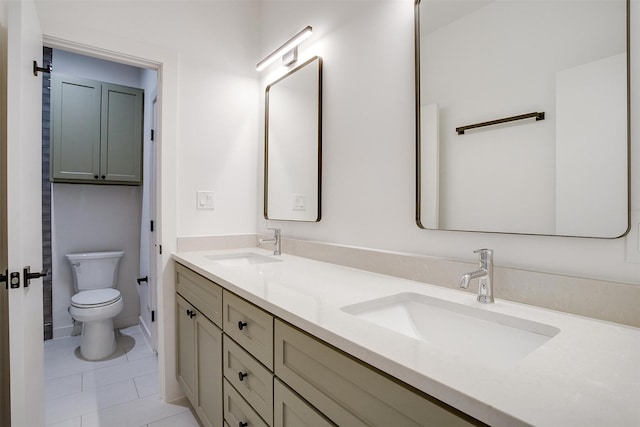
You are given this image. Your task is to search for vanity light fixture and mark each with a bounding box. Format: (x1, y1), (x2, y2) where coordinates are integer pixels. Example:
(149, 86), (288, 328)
(256, 26), (313, 72)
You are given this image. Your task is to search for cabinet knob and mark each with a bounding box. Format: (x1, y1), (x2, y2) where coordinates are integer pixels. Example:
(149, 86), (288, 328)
(186, 309), (196, 318)
(101, 175), (106, 179)
(239, 422), (248, 427)
(94, 175), (99, 179)
(238, 371), (248, 382)
(237, 320), (248, 331)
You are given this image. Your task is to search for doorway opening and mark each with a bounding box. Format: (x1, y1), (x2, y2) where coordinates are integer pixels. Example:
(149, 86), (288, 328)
(41, 46), (159, 351)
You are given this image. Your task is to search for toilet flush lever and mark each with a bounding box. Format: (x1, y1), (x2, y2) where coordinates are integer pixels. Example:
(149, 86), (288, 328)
(23, 266), (49, 288)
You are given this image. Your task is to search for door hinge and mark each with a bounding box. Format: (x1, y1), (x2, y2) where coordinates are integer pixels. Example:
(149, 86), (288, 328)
(33, 60), (52, 76)
(0, 270), (7, 289)
(151, 310), (155, 322)
(151, 129), (155, 141)
(159, 245), (162, 255)
(150, 220), (154, 232)
(23, 266), (49, 288)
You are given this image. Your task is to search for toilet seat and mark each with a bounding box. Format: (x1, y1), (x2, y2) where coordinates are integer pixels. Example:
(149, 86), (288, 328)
(71, 289), (121, 308)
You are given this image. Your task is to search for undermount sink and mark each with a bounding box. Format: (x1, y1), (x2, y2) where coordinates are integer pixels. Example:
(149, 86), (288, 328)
(341, 292), (560, 368)
(205, 252), (282, 267)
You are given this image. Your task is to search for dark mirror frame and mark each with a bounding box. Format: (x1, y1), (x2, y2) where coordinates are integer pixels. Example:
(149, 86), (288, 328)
(264, 56), (323, 222)
(414, 0), (631, 238)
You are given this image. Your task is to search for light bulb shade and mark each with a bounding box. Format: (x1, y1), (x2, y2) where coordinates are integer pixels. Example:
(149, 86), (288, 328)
(256, 26), (313, 71)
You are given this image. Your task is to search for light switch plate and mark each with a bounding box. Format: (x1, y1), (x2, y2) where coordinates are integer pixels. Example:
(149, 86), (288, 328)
(625, 210), (640, 263)
(292, 194), (306, 211)
(197, 191), (215, 210)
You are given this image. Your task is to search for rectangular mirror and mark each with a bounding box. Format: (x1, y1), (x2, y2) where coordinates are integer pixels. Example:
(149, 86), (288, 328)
(265, 56), (322, 222)
(416, 0), (629, 238)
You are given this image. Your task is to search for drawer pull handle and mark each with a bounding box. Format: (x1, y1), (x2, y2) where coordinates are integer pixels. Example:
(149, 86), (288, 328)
(239, 422), (248, 427)
(238, 320), (248, 330)
(238, 371), (248, 381)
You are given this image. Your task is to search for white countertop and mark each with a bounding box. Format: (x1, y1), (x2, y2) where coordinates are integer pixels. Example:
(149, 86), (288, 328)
(173, 248), (640, 427)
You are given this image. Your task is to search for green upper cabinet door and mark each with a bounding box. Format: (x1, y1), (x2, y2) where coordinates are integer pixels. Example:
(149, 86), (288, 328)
(51, 74), (143, 185)
(51, 75), (102, 182)
(100, 83), (143, 183)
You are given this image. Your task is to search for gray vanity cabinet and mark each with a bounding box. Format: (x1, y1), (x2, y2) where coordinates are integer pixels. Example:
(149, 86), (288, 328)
(223, 335), (274, 423)
(222, 290), (275, 426)
(274, 320), (479, 427)
(223, 290), (274, 369)
(51, 74), (143, 184)
(175, 262), (483, 427)
(223, 379), (269, 427)
(274, 379), (335, 427)
(176, 265), (224, 427)
(176, 295), (198, 404)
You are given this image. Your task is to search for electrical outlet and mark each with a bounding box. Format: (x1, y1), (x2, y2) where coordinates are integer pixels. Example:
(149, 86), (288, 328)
(292, 194), (306, 211)
(196, 191), (215, 210)
(625, 210), (640, 263)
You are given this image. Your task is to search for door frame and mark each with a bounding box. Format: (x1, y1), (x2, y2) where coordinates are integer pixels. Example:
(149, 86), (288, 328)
(0, 3), (10, 422)
(42, 34), (182, 401)
(149, 92), (159, 351)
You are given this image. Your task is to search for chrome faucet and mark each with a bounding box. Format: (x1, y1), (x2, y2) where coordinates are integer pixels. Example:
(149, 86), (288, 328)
(460, 248), (494, 304)
(258, 227), (281, 255)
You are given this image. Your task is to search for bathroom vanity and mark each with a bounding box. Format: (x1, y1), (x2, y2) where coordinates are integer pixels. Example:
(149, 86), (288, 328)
(173, 249), (640, 427)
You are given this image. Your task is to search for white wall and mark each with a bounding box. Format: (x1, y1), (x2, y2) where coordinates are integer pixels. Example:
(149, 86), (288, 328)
(52, 48), (143, 87)
(52, 184), (142, 336)
(257, 0), (640, 286)
(555, 54), (627, 237)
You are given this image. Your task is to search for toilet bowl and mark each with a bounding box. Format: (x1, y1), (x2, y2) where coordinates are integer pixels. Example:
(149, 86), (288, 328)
(67, 251), (124, 360)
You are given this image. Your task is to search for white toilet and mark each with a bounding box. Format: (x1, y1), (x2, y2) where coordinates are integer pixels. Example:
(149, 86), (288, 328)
(67, 251), (125, 360)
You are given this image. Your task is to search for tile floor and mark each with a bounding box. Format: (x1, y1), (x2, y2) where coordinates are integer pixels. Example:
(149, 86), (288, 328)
(44, 326), (200, 427)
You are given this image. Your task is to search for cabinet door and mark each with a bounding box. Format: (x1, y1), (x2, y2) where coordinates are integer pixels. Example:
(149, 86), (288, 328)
(274, 379), (335, 427)
(195, 311), (223, 427)
(100, 83), (143, 183)
(51, 74), (101, 181)
(176, 295), (197, 406)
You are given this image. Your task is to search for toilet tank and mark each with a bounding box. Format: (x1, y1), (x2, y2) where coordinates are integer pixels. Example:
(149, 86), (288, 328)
(66, 251), (125, 291)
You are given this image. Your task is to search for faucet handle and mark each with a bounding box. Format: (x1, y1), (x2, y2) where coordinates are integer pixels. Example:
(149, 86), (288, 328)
(474, 248), (493, 261)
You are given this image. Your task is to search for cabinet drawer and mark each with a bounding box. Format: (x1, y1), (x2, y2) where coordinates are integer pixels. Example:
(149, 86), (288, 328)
(274, 379), (335, 427)
(223, 291), (274, 369)
(274, 320), (481, 427)
(224, 335), (274, 425)
(176, 263), (223, 327)
(223, 379), (269, 427)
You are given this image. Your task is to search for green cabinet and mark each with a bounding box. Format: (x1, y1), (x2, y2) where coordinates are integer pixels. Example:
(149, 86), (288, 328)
(176, 264), (224, 427)
(51, 74), (143, 184)
(274, 320), (482, 427)
(175, 263), (484, 427)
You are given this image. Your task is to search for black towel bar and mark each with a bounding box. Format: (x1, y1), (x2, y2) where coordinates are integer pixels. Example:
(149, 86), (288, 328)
(456, 112), (545, 135)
